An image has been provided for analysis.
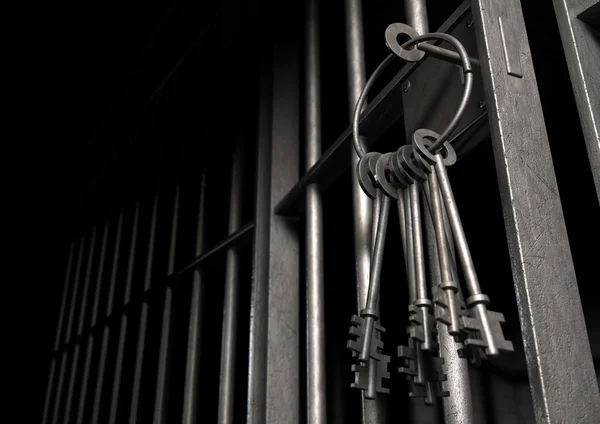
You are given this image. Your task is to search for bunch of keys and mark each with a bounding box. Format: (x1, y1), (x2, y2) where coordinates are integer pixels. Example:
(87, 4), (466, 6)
(347, 128), (513, 404)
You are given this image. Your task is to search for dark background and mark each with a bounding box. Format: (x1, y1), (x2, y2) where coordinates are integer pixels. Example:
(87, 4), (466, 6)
(18, 0), (598, 422)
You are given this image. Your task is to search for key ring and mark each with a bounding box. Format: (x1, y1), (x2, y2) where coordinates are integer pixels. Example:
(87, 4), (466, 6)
(352, 25), (474, 159)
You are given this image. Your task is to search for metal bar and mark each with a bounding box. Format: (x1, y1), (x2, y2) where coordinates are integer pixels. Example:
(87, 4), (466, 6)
(91, 218), (111, 327)
(91, 211), (124, 424)
(54, 240), (77, 351)
(345, 0), (386, 419)
(153, 166), (183, 424)
(170, 222), (254, 278)
(110, 184), (141, 424)
(304, 0), (326, 423)
(247, 42), (273, 424)
(470, 0), (600, 421)
(124, 200), (141, 305)
(345, 0), (372, 320)
(182, 168), (207, 424)
(62, 344), (81, 424)
(51, 350), (70, 424)
(42, 239), (77, 424)
(65, 234), (88, 344)
(551, 0), (600, 200)
(77, 227), (98, 336)
(109, 316), (128, 424)
(76, 214), (111, 424)
(75, 336), (95, 424)
(129, 184), (159, 424)
(405, 0), (429, 35)
(275, 0), (472, 217)
(423, 194), (473, 424)
(90, 327), (110, 424)
(217, 140), (244, 424)
(107, 211), (125, 317)
(41, 359), (57, 424)
(247, 17), (301, 421)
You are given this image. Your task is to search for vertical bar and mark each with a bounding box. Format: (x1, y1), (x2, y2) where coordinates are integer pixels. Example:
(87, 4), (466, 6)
(62, 344), (81, 424)
(54, 241), (77, 350)
(62, 231), (94, 423)
(77, 227), (98, 336)
(51, 349), (70, 424)
(153, 169), (182, 424)
(76, 218), (110, 424)
(344, 0), (383, 422)
(111, 177), (142, 424)
(129, 185), (159, 423)
(402, 3), (473, 421)
(42, 240), (76, 424)
(65, 234), (88, 344)
(305, 0), (326, 423)
(424, 200), (473, 424)
(91, 210), (124, 424)
(470, 0), (600, 421)
(182, 169), (207, 424)
(550, 0), (600, 200)
(217, 142), (244, 424)
(404, 0), (429, 35)
(247, 10), (301, 421)
(246, 34), (273, 424)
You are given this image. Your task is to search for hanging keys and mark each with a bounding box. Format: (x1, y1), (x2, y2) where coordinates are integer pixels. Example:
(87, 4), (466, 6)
(347, 152), (392, 397)
(412, 128), (513, 357)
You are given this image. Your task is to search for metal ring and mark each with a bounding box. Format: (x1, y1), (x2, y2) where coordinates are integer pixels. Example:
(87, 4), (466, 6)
(399, 145), (427, 182)
(352, 28), (474, 162)
(385, 23), (426, 62)
(413, 129), (440, 165)
(375, 153), (400, 199)
(466, 293), (490, 307)
(357, 152), (380, 199)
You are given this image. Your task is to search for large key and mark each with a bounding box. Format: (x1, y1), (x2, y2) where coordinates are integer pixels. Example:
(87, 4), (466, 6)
(413, 130), (464, 337)
(433, 140), (513, 356)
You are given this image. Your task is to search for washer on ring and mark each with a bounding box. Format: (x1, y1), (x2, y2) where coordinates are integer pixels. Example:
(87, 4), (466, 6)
(375, 153), (400, 199)
(385, 23), (426, 63)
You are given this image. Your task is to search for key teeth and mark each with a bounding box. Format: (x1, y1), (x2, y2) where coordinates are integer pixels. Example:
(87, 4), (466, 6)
(460, 308), (514, 355)
(350, 356), (391, 397)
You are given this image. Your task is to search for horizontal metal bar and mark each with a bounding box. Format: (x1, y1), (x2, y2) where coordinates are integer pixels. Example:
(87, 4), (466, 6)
(275, 1), (472, 217)
(169, 221), (255, 278)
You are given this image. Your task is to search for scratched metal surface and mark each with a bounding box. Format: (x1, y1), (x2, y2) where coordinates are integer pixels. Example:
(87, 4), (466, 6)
(471, 0), (600, 422)
(551, 0), (600, 201)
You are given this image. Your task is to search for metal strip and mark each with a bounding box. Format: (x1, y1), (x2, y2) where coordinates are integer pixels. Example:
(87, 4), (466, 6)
(77, 227), (98, 336)
(217, 140), (244, 424)
(129, 182), (159, 423)
(170, 222), (254, 278)
(54, 240), (77, 351)
(42, 239), (77, 424)
(51, 350), (70, 424)
(266, 21), (301, 422)
(470, 0), (600, 421)
(62, 344), (81, 424)
(551, 0), (600, 200)
(182, 168), (207, 424)
(91, 218), (111, 327)
(305, 0), (326, 423)
(75, 335), (95, 424)
(65, 234), (88, 344)
(246, 40), (273, 424)
(345, 0), (385, 421)
(90, 327), (110, 424)
(153, 165), (182, 424)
